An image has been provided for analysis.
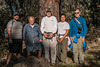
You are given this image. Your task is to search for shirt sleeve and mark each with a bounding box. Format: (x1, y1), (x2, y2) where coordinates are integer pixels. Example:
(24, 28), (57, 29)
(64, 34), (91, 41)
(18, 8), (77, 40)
(82, 18), (87, 37)
(57, 23), (59, 37)
(52, 17), (57, 33)
(65, 23), (70, 29)
(7, 20), (13, 29)
(23, 25), (27, 40)
(69, 19), (73, 37)
(37, 25), (43, 40)
(40, 18), (45, 34)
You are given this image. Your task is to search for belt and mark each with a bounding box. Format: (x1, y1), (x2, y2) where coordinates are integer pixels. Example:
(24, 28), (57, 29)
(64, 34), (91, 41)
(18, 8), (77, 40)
(57, 34), (69, 37)
(44, 31), (55, 39)
(57, 34), (65, 36)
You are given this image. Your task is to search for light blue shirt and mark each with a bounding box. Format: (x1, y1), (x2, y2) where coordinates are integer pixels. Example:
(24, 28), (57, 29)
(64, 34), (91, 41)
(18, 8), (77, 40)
(23, 23), (43, 42)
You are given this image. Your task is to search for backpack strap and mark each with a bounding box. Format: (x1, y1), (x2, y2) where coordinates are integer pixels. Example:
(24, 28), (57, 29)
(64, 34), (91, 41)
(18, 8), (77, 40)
(11, 19), (14, 29)
(74, 18), (83, 28)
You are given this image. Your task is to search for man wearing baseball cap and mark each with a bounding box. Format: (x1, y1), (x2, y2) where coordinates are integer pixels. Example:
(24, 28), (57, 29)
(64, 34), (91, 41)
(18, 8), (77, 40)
(6, 12), (23, 65)
(41, 8), (57, 65)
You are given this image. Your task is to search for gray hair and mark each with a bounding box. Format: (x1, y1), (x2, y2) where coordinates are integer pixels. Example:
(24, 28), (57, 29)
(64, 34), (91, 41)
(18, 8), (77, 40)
(28, 16), (35, 21)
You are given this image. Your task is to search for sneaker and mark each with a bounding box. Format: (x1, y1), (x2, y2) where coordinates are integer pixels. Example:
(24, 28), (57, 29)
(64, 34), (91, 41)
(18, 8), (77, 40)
(50, 63), (55, 66)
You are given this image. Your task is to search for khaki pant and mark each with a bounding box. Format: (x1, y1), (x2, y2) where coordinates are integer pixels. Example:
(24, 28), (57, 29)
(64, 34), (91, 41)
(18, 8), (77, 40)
(43, 36), (57, 63)
(57, 38), (68, 62)
(72, 36), (84, 64)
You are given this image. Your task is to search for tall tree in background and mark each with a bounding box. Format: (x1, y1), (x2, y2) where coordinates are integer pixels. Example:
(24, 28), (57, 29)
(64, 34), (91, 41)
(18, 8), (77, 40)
(0, 0), (100, 41)
(39, 0), (59, 25)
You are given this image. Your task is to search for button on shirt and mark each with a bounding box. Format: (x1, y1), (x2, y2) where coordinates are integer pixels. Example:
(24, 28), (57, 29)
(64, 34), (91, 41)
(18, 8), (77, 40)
(41, 16), (57, 33)
(57, 21), (70, 38)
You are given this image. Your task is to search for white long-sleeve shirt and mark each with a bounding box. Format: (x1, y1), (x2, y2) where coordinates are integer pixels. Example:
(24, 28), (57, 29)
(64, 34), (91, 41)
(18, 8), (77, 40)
(41, 16), (57, 34)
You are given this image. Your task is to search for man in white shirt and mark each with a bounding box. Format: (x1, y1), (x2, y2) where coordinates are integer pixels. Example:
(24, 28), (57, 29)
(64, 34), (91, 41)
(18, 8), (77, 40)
(57, 14), (70, 63)
(41, 8), (57, 65)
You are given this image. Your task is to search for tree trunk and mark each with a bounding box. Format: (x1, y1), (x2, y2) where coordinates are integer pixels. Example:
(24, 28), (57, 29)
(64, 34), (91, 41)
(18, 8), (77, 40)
(39, 0), (59, 25)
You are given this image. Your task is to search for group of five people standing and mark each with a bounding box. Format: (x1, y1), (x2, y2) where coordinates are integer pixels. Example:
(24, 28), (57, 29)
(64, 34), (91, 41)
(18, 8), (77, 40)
(6, 8), (87, 65)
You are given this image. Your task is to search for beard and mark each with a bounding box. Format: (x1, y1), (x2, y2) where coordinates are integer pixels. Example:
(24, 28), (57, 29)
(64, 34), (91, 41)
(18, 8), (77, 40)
(14, 17), (19, 21)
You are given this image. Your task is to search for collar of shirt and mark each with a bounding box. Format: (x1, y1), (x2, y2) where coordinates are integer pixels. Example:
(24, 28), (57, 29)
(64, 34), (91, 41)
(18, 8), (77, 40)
(13, 19), (20, 22)
(30, 24), (34, 28)
(29, 23), (38, 28)
(76, 16), (81, 19)
(60, 21), (66, 23)
(13, 19), (17, 22)
(46, 16), (53, 19)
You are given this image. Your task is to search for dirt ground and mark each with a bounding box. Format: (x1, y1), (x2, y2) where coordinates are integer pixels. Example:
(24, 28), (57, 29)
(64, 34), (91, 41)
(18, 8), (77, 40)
(0, 38), (100, 67)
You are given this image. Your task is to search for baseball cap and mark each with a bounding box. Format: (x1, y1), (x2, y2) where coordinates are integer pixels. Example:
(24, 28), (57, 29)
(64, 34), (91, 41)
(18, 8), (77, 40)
(13, 12), (19, 16)
(46, 8), (51, 12)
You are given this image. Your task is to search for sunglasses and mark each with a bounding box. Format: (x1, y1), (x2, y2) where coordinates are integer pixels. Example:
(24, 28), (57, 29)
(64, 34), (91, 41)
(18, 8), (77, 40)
(75, 12), (80, 14)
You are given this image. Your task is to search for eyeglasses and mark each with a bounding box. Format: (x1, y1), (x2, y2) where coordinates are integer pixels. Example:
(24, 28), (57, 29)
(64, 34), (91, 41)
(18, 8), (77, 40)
(75, 12), (80, 14)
